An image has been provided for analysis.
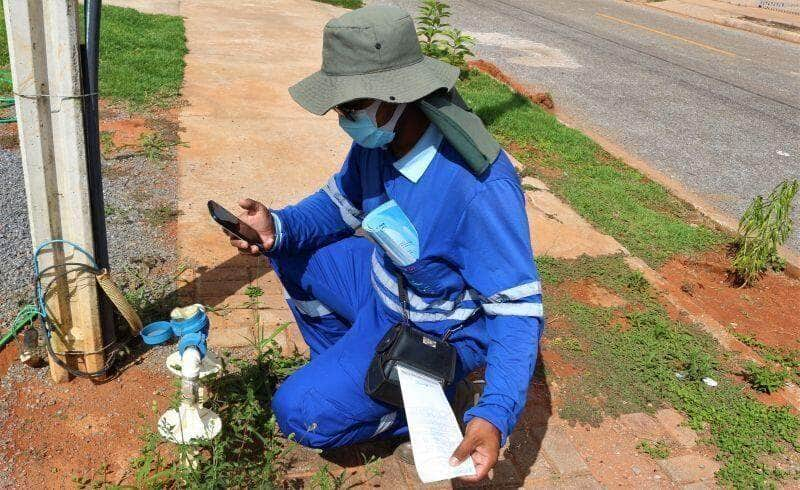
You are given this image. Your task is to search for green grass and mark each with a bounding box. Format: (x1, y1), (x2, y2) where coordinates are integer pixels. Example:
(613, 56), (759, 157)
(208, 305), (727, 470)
(458, 71), (725, 267)
(538, 255), (800, 488)
(95, 5), (186, 108)
(0, 3), (186, 109)
(312, 0), (364, 8)
(0, 2), (8, 68)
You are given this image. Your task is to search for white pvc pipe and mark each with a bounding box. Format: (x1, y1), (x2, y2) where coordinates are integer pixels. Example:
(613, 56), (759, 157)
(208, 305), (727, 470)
(181, 347), (202, 380)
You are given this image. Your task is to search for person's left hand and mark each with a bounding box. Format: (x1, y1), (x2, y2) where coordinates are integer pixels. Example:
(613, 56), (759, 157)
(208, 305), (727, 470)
(449, 417), (501, 482)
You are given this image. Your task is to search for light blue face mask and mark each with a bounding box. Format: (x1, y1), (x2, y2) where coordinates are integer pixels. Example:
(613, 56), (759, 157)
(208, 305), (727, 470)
(338, 101), (407, 149)
(362, 199), (419, 267)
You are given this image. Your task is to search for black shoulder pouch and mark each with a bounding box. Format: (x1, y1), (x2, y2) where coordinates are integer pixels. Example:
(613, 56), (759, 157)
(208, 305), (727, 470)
(365, 272), (459, 408)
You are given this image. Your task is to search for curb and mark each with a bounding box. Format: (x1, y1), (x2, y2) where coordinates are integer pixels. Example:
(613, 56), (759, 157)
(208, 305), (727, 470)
(467, 60), (554, 110)
(645, 3), (800, 45)
(719, 16), (800, 43)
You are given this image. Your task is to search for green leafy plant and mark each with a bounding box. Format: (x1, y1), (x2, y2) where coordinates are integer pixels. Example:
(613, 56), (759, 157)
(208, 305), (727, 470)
(416, 0), (475, 69)
(732, 179), (798, 286)
(637, 440), (670, 459)
(245, 285), (264, 299)
(682, 346), (717, 382)
(735, 333), (800, 382)
(744, 361), (789, 394)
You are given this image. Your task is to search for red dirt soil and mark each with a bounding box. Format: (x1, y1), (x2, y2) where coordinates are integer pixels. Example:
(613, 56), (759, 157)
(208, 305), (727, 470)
(0, 344), (18, 378)
(565, 280), (627, 309)
(660, 249), (800, 352)
(99, 117), (152, 149)
(0, 360), (171, 488)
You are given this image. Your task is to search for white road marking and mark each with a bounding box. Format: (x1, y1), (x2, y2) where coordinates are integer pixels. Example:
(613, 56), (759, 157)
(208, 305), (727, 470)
(470, 32), (582, 69)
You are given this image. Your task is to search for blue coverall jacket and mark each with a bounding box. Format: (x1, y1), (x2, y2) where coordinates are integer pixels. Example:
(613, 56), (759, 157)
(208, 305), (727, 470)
(268, 125), (544, 448)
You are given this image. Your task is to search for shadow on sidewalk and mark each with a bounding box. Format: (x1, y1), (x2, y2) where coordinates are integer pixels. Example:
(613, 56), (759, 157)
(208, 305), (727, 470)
(499, 363), (553, 486)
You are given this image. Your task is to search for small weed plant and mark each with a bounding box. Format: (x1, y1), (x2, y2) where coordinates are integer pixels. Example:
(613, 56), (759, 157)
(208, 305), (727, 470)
(143, 203), (182, 227)
(744, 361), (789, 394)
(416, 0), (475, 69)
(735, 333), (800, 382)
(637, 440), (670, 459)
(732, 179), (798, 286)
(140, 132), (186, 163)
(245, 285), (264, 299)
(308, 455), (381, 489)
(99, 131), (117, 157)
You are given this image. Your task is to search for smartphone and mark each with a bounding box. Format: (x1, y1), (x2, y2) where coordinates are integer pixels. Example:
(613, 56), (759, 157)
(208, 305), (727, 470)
(207, 200), (266, 254)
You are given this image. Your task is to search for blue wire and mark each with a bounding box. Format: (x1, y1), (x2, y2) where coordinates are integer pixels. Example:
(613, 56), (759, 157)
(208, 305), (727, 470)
(33, 239), (100, 322)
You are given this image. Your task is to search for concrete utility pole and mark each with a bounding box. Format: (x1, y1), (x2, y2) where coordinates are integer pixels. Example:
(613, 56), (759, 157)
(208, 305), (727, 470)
(4, 0), (105, 381)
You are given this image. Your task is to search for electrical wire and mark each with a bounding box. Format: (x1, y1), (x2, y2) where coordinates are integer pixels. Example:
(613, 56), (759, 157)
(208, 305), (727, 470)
(32, 240), (131, 379)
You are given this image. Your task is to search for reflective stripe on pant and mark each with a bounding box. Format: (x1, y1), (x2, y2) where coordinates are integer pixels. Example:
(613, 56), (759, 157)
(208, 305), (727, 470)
(269, 237), (487, 448)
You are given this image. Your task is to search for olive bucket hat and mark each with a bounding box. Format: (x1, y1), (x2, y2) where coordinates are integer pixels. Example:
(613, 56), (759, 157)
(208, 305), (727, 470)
(289, 5), (460, 115)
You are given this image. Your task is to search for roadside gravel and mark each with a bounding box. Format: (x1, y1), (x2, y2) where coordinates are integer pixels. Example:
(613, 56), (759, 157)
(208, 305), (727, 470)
(0, 149), (34, 325)
(0, 132), (179, 330)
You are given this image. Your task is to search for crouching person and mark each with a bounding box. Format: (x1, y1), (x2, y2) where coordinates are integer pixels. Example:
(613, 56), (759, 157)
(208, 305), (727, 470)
(227, 6), (543, 482)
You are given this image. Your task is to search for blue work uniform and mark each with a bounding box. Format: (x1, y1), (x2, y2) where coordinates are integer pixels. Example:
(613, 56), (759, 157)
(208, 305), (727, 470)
(269, 124), (544, 448)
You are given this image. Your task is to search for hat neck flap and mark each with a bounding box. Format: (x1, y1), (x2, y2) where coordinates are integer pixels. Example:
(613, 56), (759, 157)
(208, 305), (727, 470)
(416, 89), (500, 176)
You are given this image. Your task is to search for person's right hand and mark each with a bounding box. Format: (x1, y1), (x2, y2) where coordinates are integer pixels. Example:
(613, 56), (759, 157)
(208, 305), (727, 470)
(228, 198), (275, 255)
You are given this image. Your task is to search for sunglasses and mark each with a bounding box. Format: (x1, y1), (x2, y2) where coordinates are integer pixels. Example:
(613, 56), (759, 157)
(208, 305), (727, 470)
(333, 99), (374, 121)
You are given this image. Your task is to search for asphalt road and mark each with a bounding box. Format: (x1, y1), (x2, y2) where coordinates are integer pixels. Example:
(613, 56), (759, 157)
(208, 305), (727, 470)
(371, 0), (800, 251)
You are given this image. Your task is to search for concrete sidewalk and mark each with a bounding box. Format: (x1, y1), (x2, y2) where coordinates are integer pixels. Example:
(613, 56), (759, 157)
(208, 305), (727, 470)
(174, 0), (352, 351)
(639, 0), (800, 43)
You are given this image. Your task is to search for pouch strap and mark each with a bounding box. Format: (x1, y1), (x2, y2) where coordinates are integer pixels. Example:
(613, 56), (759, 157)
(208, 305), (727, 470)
(394, 270), (481, 340)
(395, 271), (411, 326)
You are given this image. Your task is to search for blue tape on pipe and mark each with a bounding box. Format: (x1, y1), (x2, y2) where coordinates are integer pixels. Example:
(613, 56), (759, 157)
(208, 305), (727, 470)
(171, 309), (209, 337)
(141, 321), (174, 345)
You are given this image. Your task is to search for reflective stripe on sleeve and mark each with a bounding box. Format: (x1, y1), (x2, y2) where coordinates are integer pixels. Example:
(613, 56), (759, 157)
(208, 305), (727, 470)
(482, 302), (544, 317)
(487, 281), (542, 302)
(372, 411), (398, 437)
(322, 176), (363, 229)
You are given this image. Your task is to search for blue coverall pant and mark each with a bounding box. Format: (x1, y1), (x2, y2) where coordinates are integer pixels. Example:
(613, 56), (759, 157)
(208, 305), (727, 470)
(270, 236), (488, 449)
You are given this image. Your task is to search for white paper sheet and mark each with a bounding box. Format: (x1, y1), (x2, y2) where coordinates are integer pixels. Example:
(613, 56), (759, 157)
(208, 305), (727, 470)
(396, 364), (477, 483)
